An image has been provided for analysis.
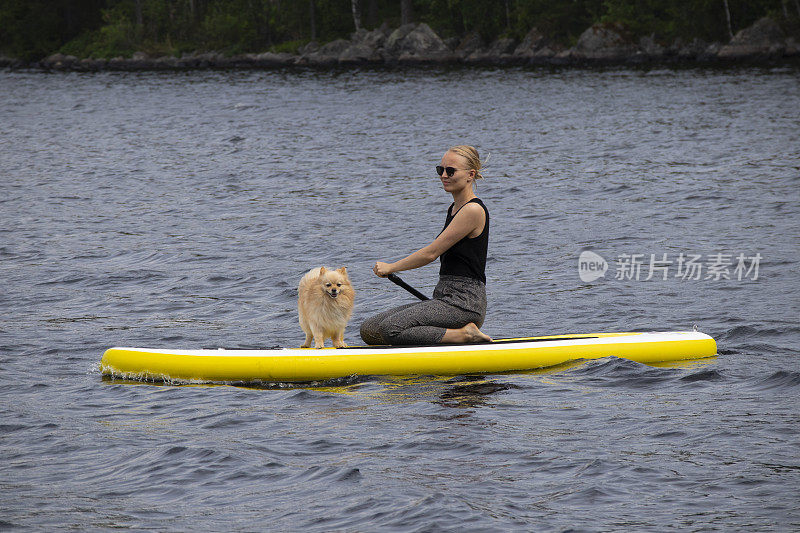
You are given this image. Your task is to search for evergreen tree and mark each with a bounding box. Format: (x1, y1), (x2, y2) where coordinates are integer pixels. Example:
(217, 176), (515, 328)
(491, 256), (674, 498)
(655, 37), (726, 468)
(0, 0), (794, 60)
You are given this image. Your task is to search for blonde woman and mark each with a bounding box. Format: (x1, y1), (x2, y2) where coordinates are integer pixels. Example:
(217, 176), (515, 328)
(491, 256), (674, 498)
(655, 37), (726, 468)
(361, 145), (492, 345)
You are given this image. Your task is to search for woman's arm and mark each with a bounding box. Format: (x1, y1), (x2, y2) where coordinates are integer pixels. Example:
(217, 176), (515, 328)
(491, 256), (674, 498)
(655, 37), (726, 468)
(373, 203), (485, 277)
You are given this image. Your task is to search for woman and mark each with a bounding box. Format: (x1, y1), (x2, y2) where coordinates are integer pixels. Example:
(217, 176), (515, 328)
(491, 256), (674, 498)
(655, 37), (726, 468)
(360, 145), (492, 345)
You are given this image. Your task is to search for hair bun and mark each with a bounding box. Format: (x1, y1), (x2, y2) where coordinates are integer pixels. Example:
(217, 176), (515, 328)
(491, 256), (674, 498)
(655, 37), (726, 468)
(449, 145), (486, 180)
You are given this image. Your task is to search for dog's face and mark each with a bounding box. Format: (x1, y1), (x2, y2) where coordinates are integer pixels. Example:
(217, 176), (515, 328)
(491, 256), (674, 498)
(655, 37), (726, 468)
(318, 267), (350, 299)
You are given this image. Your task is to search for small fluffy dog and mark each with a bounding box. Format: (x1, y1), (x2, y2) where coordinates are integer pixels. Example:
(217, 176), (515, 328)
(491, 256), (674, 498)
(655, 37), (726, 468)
(298, 266), (354, 349)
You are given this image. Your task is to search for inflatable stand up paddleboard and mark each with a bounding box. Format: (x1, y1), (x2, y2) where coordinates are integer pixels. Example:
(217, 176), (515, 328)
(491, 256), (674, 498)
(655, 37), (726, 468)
(101, 330), (717, 383)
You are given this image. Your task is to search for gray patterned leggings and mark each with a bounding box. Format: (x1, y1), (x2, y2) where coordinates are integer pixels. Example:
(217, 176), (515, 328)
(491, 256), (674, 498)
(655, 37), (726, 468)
(360, 275), (486, 345)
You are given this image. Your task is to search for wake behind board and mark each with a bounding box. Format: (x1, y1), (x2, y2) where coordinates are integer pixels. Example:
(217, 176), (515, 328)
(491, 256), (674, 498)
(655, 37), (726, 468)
(100, 331), (717, 383)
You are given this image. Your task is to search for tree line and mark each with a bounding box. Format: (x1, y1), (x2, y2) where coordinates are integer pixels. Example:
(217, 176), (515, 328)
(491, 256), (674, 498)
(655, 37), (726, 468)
(1, 0), (797, 61)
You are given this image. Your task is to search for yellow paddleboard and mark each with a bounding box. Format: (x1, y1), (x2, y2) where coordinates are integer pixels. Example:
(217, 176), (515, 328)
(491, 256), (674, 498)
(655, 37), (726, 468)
(100, 331), (717, 383)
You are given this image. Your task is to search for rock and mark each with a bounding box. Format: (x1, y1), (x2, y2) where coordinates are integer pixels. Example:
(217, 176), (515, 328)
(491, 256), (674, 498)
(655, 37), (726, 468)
(405, 23), (449, 54)
(298, 41), (319, 55)
(718, 17), (786, 58)
(153, 56), (178, 69)
(533, 46), (560, 60)
(669, 38), (709, 60)
(108, 56), (127, 69)
(202, 52), (225, 66)
(252, 52), (295, 67)
(62, 55), (78, 67)
(454, 33), (485, 59)
(128, 53), (155, 69)
(175, 54), (195, 68)
(513, 27), (548, 57)
(316, 39), (351, 56)
(303, 38), (351, 65)
(350, 28), (369, 42)
(43, 53), (78, 69)
(226, 54), (253, 67)
(174, 51), (225, 68)
(396, 50), (454, 64)
(488, 37), (517, 55)
(75, 57), (106, 71)
(554, 48), (574, 61)
(237, 54), (277, 68)
(786, 37), (800, 56)
(385, 23), (417, 53)
(339, 43), (380, 64)
(45, 53), (66, 64)
(351, 27), (387, 49)
(571, 23), (638, 60)
(365, 28), (389, 49)
(639, 34), (666, 58)
(0, 54), (16, 68)
(701, 42), (722, 60)
(442, 37), (460, 51)
(466, 37), (516, 63)
(385, 23), (449, 59)
(1, 55), (26, 68)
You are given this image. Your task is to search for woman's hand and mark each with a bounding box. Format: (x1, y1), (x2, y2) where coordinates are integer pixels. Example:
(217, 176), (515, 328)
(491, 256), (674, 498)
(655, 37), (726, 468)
(373, 261), (393, 278)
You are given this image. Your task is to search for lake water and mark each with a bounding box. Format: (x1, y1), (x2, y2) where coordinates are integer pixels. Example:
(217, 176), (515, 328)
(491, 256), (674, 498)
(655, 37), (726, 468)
(1, 65), (799, 531)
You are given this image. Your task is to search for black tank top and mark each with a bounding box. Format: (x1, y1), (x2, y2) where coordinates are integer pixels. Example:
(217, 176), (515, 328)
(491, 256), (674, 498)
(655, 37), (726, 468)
(438, 198), (489, 284)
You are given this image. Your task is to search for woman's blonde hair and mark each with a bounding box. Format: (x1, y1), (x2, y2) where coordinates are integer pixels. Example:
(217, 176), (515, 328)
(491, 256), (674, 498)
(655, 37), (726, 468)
(448, 145), (485, 181)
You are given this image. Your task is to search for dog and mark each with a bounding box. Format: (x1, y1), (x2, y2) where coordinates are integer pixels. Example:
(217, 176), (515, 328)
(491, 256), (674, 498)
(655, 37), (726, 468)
(298, 266), (354, 349)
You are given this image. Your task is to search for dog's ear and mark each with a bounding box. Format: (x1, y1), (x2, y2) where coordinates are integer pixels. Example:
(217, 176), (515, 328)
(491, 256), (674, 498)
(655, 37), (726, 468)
(318, 266), (327, 277)
(336, 267), (347, 276)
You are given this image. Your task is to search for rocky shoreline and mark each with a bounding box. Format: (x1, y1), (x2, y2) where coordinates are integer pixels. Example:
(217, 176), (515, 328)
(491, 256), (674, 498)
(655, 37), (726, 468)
(4, 17), (798, 71)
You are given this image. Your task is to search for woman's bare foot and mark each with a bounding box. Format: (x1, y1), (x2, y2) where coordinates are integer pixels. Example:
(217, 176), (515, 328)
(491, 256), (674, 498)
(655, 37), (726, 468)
(441, 323), (493, 344)
(463, 323), (492, 343)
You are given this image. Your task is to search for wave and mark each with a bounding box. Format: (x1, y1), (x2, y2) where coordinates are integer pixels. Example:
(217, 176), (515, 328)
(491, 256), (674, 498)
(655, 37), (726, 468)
(561, 357), (675, 389)
(679, 369), (724, 383)
(750, 370), (800, 390)
(720, 325), (790, 342)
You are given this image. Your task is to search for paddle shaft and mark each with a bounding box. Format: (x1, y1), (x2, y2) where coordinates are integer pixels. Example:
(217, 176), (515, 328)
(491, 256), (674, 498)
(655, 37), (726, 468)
(387, 273), (429, 301)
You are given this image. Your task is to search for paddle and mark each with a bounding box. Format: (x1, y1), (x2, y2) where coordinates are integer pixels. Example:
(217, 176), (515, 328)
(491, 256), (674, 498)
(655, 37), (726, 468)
(387, 273), (429, 301)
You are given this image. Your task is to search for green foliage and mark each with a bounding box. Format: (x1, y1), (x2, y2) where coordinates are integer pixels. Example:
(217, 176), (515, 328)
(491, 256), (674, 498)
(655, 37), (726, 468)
(511, 0), (605, 45)
(201, 6), (248, 51)
(0, 0), (793, 61)
(97, 9), (138, 56)
(270, 39), (309, 55)
(316, 0), (350, 37)
(0, 0), (104, 60)
(58, 26), (133, 59)
(422, 0), (507, 41)
(602, 0), (788, 42)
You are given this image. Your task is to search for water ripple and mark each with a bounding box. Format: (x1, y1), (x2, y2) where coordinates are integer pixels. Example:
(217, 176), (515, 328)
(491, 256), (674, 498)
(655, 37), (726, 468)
(0, 66), (799, 531)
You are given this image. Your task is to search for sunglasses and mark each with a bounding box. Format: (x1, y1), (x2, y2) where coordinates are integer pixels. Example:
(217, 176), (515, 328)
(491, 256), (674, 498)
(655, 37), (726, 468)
(436, 166), (469, 178)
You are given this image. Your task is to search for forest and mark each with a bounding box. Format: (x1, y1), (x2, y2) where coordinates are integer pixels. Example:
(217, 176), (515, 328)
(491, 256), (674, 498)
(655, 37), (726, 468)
(1, 0), (798, 61)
